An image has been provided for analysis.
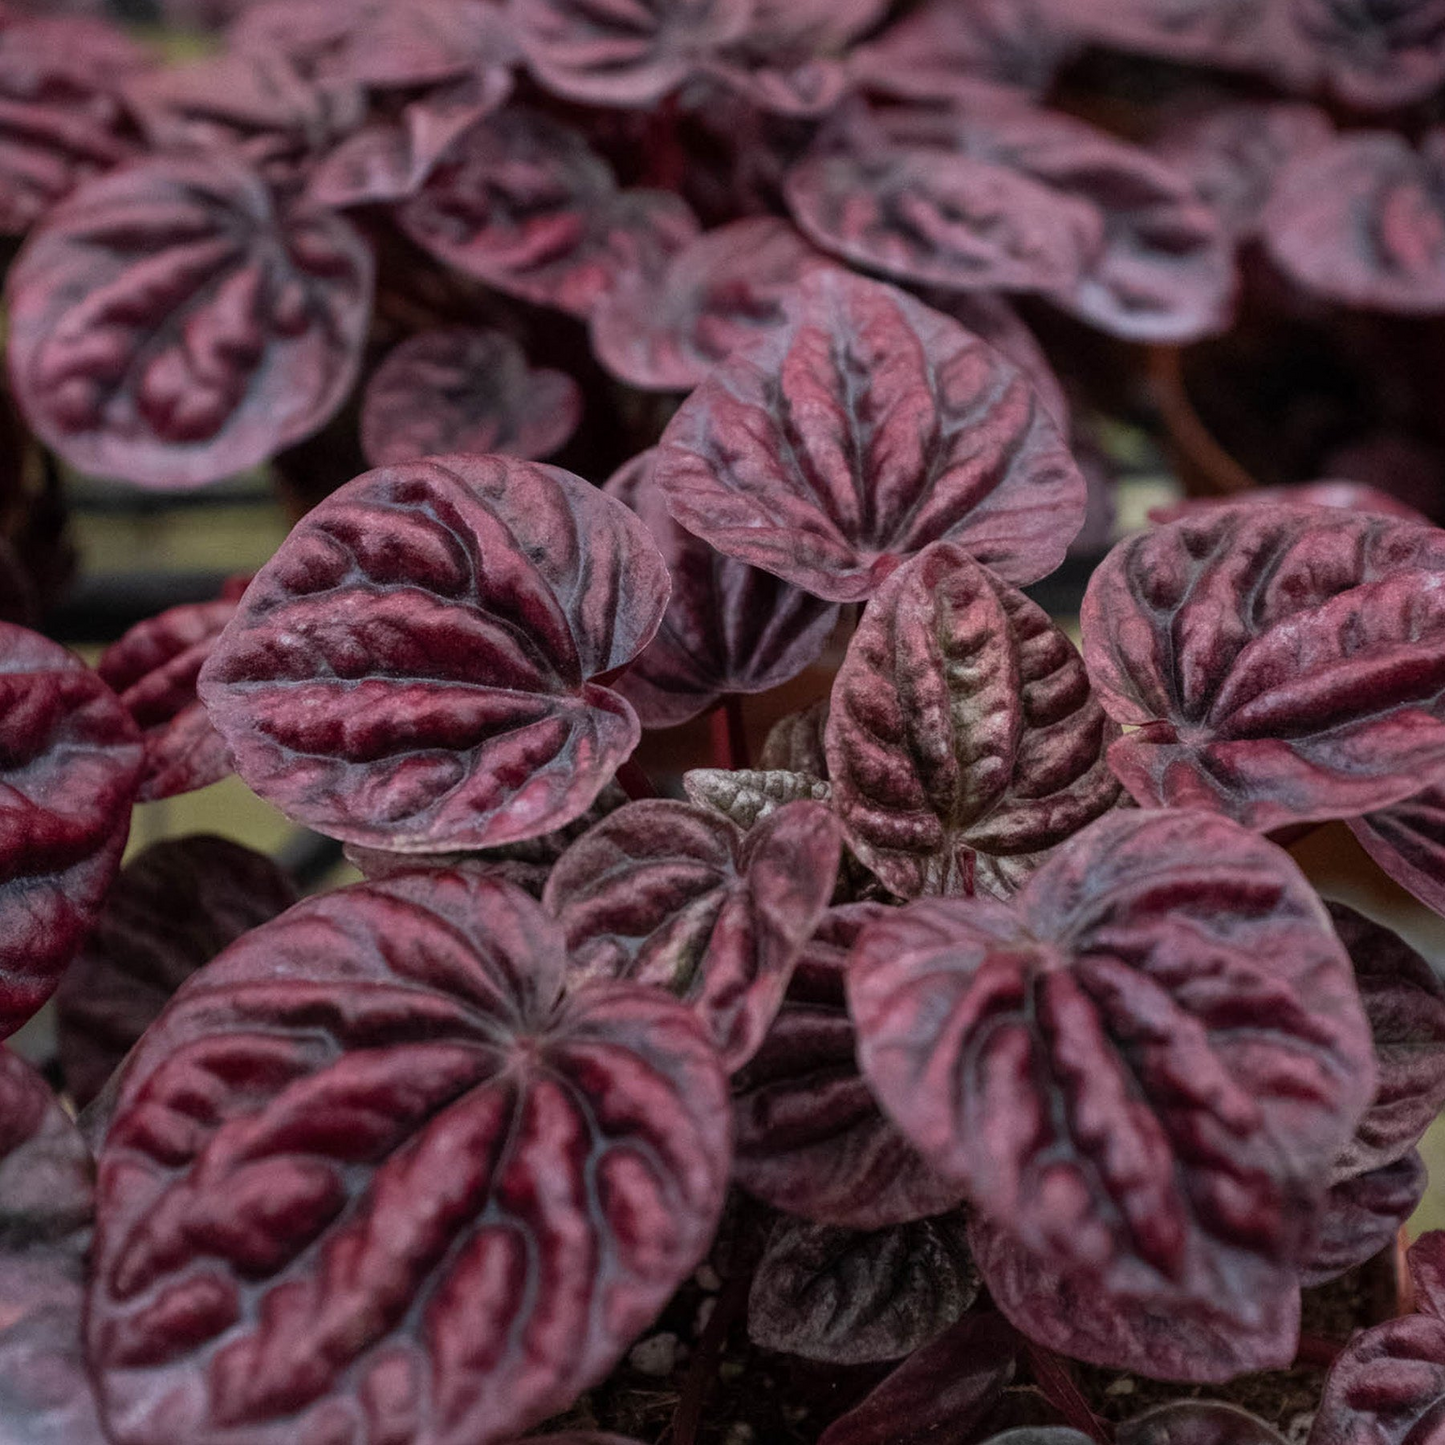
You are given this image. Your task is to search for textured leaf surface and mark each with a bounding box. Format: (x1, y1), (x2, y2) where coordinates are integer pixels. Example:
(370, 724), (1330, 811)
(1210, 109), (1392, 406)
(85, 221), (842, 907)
(7, 152), (373, 489)
(605, 450), (838, 728)
(1351, 781), (1445, 917)
(1301, 1151), (1427, 1287)
(87, 870), (731, 1445)
(544, 799), (841, 1070)
(199, 456), (669, 852)
(849, 809), (1375, 1374)
(684, 768), (831, 831)
(1294, 0), (1445, 108)
(759, 700), (830, 776)
(1118, 1403), (1290, 1445)
(1148, 482), (1430, 527)
(55, 834), (298, 1109)
(826, 543), (1119, 899)
(654, 269), (1085, 603)
(1308, 1309), (1445, 1445)
(732, 904), (966, 1229)
(748, 1210), (977, 1364)
(361, 328), (581, 468)
(0, 622), (142, 1039)
(1081, 506), (1445, 830)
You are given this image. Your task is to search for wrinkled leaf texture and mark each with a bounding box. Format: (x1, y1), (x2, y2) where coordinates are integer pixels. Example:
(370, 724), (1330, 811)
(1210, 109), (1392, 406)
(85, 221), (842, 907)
(1351, 781), (1445, 918)
(1301, 1151), (1427, 1287)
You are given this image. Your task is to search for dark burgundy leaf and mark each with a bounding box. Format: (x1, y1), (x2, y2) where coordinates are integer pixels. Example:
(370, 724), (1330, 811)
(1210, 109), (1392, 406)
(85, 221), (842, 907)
(849, 808), (1376, 1377)
(759, 699), (830, 776)
(361, 328), (581, 468)
(1412, 1231), (1445, 1318)
(1293, 0), (1445, 109)
(1351, 782), (1445, 918)
(199, 456), (669, 852)
(1301, 1151), (1427, 1287)
(1148, 481), (1431, 527)
(1118, 1403), (1290, 1445)
(1308, 1308), (1445, 1445)
(1081, 505), (1445, 831)
(1263, 131), (1445, 314)
(817, 1310), (1018, 1445)
(97, 583), (248, 802)
(732, 904), (967, 1229)
(826, 542), (1120, 899)
(0, 623), (142, 1039)
(748, 1210), (977, 1364)
(86, 869), (730, 1445)
(604, 449), (839, 728)
(684, 768), (832, 831)
(54, 834), (299, 1110)
(544, 798), (841, 1070)
(8, 152), (374, 490)
(653, 268), (1086, 603)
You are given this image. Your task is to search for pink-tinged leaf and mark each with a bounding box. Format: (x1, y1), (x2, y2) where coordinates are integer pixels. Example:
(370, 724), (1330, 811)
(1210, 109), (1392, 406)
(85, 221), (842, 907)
(1308, 1311), (1445, 1445)
(508, 0), (752, 106)
(361, 328), (581, 468)
(86, 870), (731, 1445)
(1301, 1151), (1426, 1288)
(54, 834), (299, 1109)
(1327, 902), (1445, 1181)
(1412, 1232), (1445, 1319)
(1293, 0), (1445, 109)
(816, 1310), (1018, 1445)
(1081, 506), (1445, 830)
(826, 543), (1120, 900)
(748, 1209), (978, 1364)
(544, 799), (841, 1071)
(1351, 782), (1445, 917)
(1148, 481), (1431, 527)
(759, 699), (830, 776)
(0, 622), (142, 1039)
(198, 456), (669, 852)
(704, 51), (847, 119)
(732, 904), (968, 1229)
(654, 269), (1086, 603)
(97, 585), (248, 802)
(1263, 131), (1445, 314)
(0, 16), (149, 103)
(849, 809), (1376, 1375)
(7, 152), (374, 491)
(1119, 1403), (1290, 1445)
(604, 450), (839, 728)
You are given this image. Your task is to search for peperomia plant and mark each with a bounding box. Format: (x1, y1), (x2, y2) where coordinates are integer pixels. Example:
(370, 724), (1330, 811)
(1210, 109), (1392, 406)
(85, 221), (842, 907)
(1, 2), (1445, 1443)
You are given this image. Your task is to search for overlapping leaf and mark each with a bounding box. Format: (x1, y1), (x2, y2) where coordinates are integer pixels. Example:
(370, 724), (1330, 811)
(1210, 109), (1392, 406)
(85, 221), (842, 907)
(1301, 1151), (1426, 1287)
(1351, 781), (1445, 916)
(198, 456), (670, 852)
(1293, 0), (1445, 109)
(1148, 481), (1430, 526)
(87, 870), (731, 1445)
(1081, 505), (1445, 830)
(684, 768), (832, 831)
(7, 152), (374, 489)
(654, 269), (1085, 603)
(1119, 1404), (1290, 1445)
(544, 798), (841, 1070)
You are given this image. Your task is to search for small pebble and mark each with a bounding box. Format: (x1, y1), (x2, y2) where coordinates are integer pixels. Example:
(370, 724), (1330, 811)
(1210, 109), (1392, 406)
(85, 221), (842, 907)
(695, 1264), (722, 1292)
(1104, 1378), (1137, 1397)
(627, 1333), (678, 1378)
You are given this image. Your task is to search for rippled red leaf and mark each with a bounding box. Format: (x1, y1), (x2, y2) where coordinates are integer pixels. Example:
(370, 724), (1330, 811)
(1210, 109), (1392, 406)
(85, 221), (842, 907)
(8, 152), (374, 490)
(1301, 1151), (1426, 1287)
(544, 798), (841, 1070)
(850, 808), (1375, 1376)
(361, 328), (581, 468)
(826, 542), (1119, 899)
(1294, 0), (1445, 108)
(1148, 481), (1430, 527)
(654, 269), (1085, 603)
(604, 450), (838, 728)
(55, 834), (299, 1109)
(1119, 1403), (1290, 1445)
(199, 456), (669, 852)
(87, 869), (730, 1445)
(732, 904), (966, 1229)
(1081, 506), (1445, 830)
(1351, 783), (1445, 917)
(0, 623), (142, 1039)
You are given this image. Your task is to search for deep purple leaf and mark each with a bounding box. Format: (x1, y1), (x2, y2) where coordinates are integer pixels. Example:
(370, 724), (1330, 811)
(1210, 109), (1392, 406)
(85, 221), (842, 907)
(732, 904), (967, 1229)
(86, 869), (730, 1445)
(1081, 505), (1445, 830)
(1148, 481), (1431, 527)
(198, 456), (669, 852)
(54, 834), (299, 1110)
(1412, 1232), (1445, 1319)
(748, 1209), (977, 1365)
(1301, 1152), (1427, 1287)
(1293, 0), (1445, 109)
(826, 542), (1119, 899)
(0, 622), (142, 1039)
(1118, 1403), (1290, 1445)
(759, 699), (830, 776)
(8, 152), (373, 490)
(361, 328), (581, 468)
(1308, 1310), (1445, 1445)
(1351, 782), (1445, 918)
(604, 449), (839, 728)
(544, 798), (841, 1070)
(654, 268), (1085, 603)
(849, 808), (1376, 1377)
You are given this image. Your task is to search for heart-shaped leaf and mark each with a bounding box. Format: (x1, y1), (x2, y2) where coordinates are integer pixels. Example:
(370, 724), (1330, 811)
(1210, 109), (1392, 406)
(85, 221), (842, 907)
(1081, 505), (1445, 830)
(55, 834), (298, 1109)
(653, 268), (1086, 603)
(1293, 0), (1445, 109)
(849, 809), (1376, 1375)
(0, 623), (142, 1039)
(1148, 481), (1430, 527)
(826, 542), (1120, 899)
(1350, 781), (1445, 917)
(361, 328), (581, 468)
(759, 699), (830, 776)
(748, 1209), (977, 1364)
(605, 449), (839, 728)
(1301, 1151), (1427, 1287)
(87, 869), (731, 1445)
(198, 456), (670, 852)
(544, 798), (841, 1070)
(732, 904), (967, 1229)
(7, 152), (374, 490)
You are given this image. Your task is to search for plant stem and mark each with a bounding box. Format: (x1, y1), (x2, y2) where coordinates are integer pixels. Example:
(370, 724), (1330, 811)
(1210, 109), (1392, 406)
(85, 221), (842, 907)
(1022, 1341), (1112, 1445)
(616, 759), (656, 800)
(710, 696), (750, 771)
